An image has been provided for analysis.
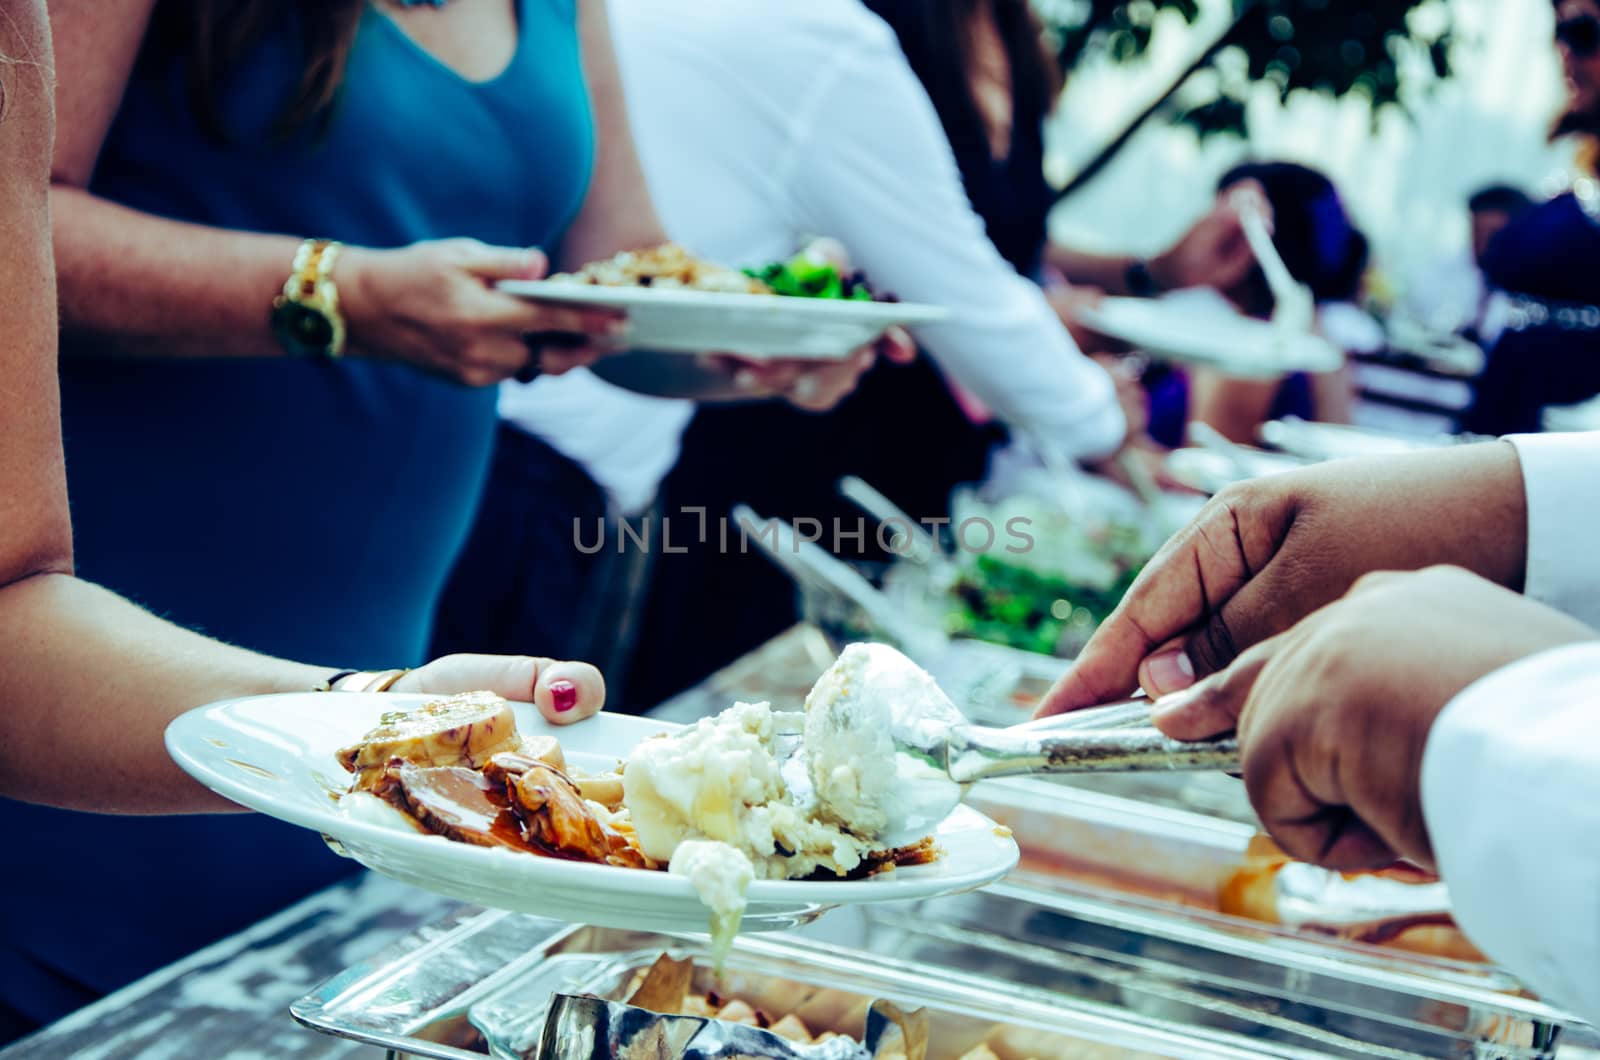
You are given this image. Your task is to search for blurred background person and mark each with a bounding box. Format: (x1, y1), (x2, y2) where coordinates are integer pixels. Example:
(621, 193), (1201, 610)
(24, 0), (878, 1031)
(1180, 162), (1373, 445)
(1398, 184), (1532, 346)
(472, 0), (1128, 709)
(1462, 0), (1600, 434)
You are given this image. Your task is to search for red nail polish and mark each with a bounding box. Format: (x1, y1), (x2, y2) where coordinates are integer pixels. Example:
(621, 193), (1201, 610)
(550, 680), (578, 713)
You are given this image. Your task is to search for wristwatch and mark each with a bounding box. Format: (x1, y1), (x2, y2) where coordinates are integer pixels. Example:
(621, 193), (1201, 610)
(271, 238), (347, 358)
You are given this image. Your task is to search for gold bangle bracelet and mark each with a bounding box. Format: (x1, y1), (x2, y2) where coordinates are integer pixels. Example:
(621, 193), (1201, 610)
(330, 668), (413, 693)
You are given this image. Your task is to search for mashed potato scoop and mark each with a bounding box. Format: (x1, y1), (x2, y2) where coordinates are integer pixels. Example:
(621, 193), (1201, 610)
(797, 644), (1241, 848)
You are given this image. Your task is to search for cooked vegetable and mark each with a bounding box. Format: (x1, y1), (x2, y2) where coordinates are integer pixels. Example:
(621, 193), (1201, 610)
(746, 251), (883, 302)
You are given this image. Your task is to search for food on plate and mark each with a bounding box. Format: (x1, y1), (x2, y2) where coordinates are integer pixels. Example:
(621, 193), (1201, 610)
(665, 840), (756, 953)
(625, 701), (884, 879)
(335, 683), (944, 957)
(549, 242), (771, 294)
(623, 694), (938, 959)
(335, 690), (520, 791)
(803, 643), (968, 845)
(744, 248), (887, 302)
(549, 242), (896, 306)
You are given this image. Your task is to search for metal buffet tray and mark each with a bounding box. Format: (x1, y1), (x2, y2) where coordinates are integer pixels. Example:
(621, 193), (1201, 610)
(947, 779), (1580, 1058)
(292, 909), (1294, 1059)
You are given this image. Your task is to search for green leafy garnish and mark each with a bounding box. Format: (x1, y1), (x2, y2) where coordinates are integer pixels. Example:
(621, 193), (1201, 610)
(745, 252), (882, 302)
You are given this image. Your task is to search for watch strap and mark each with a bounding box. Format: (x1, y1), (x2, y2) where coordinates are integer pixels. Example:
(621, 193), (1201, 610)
(275, 238), (348, 357)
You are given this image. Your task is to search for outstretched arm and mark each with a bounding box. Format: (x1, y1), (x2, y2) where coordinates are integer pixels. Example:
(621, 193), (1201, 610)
(0, 1), (602, 815)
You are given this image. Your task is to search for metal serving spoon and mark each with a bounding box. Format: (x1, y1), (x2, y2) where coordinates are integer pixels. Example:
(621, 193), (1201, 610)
(786, 643), (1238, 848)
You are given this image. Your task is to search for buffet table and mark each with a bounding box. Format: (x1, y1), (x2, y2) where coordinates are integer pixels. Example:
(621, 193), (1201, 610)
(5, 626), (1597, 1060)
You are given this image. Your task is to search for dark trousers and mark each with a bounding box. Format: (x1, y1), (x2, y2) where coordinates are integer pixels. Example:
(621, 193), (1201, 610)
(1463, 324), (1600, 435)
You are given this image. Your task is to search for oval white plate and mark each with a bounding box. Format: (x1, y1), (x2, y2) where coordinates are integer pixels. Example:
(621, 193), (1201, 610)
(497, 281), (949, 360)
(1257, 417), (1462, 463)
(1164, 446), (1308, 495)
(1076, 296), (1343, 377)
(166, 694), (1017, 934)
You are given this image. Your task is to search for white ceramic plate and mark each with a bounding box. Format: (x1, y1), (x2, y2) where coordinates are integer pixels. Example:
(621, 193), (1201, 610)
(497, 281), (948, 360)
(166, 694), (1017, 934)
(1076, 296), (1344, 377)
(1257, 417), (1458, 462)
(1164, 446), (1308, 495)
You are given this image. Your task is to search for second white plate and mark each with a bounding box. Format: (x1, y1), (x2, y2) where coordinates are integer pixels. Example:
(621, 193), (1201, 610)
(498, 281), (948, 360)
(1077, 296), (1344, 377)
(166, 694), (1018, 934)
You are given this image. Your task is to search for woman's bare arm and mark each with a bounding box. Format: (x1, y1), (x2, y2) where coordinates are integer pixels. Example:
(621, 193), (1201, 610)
(0, 0), (322, 812)
(0, 0), (74, 586)
(47, 0), (311, 358)
(1, 1), (604, 814)
(47, 0), (617, 373)
(556, 0), (667, 270)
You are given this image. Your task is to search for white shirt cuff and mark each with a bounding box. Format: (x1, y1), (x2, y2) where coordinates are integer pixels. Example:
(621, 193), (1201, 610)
(1421, 642), (1600, 1023)
(1506, 432), (1600, 629)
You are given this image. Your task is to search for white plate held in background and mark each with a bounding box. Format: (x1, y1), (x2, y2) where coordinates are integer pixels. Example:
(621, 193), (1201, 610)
(1077, 296), (1343, 378)
(167, 694), (1017, 934)
(498, 281), (948, 360)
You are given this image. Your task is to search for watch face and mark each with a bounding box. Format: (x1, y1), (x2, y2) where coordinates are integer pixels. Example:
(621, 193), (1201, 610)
(272, 301), (335, 355)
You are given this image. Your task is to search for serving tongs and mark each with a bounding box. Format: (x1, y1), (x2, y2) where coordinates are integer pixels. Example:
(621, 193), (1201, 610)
(536, 994), (922, 1060)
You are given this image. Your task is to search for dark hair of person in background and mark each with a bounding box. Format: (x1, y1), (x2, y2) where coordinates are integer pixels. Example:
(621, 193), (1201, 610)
(862, 0), (1061, 276)
(1216, 161), (1367, 313)
(149, 0), (364, 139)
(1468, 184), (1535, 219)
(859, 0), (1060, 159)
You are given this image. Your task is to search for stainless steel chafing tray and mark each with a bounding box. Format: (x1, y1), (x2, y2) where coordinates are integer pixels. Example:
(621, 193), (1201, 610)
(945, 779), (1582, 1058)
(291, 907), (1300, 1060)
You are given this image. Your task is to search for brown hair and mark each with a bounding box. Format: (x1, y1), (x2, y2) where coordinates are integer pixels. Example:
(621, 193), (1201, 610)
(151, 0), (365, 139)
(861, 0), (1061, 161)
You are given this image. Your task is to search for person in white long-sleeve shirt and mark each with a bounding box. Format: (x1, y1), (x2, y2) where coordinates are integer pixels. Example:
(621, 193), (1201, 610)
(1038, 432), (1600, 1023)
(497, 0), (1125, 516)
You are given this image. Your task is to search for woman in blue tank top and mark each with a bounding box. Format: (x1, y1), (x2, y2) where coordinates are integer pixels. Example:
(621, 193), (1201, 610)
(10, 0), (882, 1033)
(4, 0), (789, 1035)
(1, 0), (615, 1032)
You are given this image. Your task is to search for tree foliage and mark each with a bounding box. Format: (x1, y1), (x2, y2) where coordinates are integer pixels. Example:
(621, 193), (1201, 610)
(1038, 0), (1454, 138)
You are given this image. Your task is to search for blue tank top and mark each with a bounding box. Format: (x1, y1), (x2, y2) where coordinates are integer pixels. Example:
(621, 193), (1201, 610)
(1, 0), (593, 1027)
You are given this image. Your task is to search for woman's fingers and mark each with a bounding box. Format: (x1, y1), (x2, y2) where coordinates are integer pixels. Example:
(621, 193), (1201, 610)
(461, 283), (628, 336)
(398, 654), (605, 726)
(877, 326), (918, 364)
(531, 658), (606, 725)
(451, 242), (549, 283)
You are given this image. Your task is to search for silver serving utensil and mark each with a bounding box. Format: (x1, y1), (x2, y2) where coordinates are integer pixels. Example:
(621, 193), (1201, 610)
(536, 994), (909, 1060)
(788, 644), (1238, 848)
(732, 504), (948, 662)
(1233, 188), (1315, 339)
(1188, 420), (1259, 484)
(837, 475), (952, 577)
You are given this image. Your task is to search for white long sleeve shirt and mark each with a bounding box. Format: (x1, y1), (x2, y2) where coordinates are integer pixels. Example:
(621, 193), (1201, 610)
(498, 0), (1123, 514)
(1420, 432), (1600, 1024)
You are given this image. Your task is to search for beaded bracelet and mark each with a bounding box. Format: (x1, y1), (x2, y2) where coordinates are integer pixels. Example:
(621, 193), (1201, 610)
(314, 668), (412, 693)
